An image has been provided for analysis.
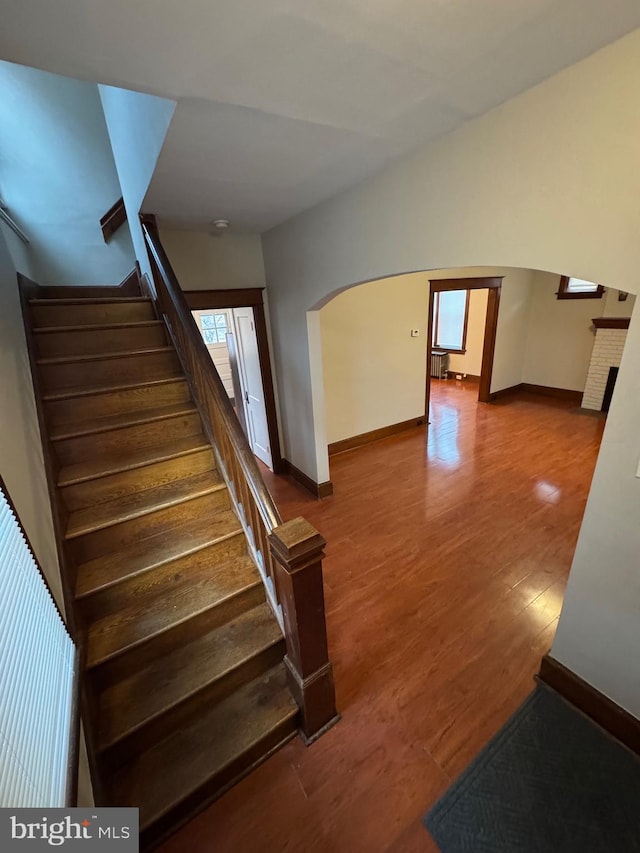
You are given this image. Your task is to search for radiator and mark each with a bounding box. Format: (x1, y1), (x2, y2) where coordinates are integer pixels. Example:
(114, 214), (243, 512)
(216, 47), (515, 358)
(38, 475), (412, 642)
(430, 350), (449, 379)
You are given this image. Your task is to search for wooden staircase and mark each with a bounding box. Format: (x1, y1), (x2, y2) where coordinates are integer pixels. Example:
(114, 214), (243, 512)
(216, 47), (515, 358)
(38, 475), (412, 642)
(21, 280), (305, 847)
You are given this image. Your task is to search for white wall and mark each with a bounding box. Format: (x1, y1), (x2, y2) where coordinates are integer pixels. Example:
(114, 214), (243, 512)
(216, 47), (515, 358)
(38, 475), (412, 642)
(448, 289), (488, 377)
(99, 86), (175, 282)
(263, 29), (640, 716)
(159, 226), (265, 290)
(263, 29), (640, 484)
(0, 61), (135, 285)
(0, 226), (61, 606)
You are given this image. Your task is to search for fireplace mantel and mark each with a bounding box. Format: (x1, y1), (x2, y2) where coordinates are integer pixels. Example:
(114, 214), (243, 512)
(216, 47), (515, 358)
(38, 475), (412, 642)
(592, 317), (630, 330)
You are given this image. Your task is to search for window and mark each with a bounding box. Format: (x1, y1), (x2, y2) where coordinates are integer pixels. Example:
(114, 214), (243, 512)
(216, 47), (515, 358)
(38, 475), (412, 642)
(557, 276), (604, 300)
(200, 312), (228, 343)
(432, 290), (470, 352)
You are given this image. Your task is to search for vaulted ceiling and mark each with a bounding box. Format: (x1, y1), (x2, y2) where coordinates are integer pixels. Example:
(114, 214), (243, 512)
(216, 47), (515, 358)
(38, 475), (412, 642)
(2, 0), (640, 231)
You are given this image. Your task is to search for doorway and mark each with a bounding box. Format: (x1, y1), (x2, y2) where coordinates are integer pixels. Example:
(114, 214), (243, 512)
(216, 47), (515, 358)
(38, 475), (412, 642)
(186, 289), (282, 473)
(425, 276), (502, 420)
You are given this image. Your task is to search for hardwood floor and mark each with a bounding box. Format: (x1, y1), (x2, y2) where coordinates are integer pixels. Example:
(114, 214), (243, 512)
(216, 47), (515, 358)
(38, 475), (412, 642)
(158, 381), (605, 853)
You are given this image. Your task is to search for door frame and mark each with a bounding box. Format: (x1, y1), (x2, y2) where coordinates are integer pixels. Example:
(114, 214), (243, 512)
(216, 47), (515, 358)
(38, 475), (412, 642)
(184, 288), (284, 474)
(425, 276), (503, 420)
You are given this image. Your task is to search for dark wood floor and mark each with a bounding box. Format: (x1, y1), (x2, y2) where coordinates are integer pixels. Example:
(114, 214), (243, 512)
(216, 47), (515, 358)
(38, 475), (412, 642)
(158, 381), (605, 853)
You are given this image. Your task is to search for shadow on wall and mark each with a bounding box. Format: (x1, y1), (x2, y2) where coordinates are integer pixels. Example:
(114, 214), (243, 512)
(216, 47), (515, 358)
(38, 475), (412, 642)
(0, 59), (136, 285)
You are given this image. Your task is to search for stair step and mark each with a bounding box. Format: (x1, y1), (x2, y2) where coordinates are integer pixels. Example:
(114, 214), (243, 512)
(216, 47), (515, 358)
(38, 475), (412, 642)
(66, 470), (225, 540)
(33, 321), (166, 359)
(37, 345), (173, 366)
(97, 603), (284, 759)
(75, 511), (244, 600)
(59, 438), (214, 511)
(110, 663), (298, 838)
(43, 377), (191, 424)
(51, 401), (198, 442)
(29, 297), (150, 305)
(37, 348), (181, 394)
(30, 298), (155, 327)
(86, 554), (264, 678)
(53, 405), (202, 466)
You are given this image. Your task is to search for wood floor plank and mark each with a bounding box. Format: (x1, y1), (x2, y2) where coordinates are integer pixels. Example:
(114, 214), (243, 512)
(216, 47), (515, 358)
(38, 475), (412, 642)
(157, 383), (605, 853)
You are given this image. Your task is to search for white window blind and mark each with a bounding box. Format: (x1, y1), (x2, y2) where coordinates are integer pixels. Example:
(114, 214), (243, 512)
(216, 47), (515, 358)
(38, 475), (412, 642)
(566, 277), (599, 293)
(0, 486), (75, 807)
(434, 290), (467, 350)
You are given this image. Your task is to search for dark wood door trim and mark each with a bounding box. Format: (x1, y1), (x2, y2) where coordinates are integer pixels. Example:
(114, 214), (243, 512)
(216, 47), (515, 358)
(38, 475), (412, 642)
(183, 289), (283, 474)
(425, 276), (503, 419)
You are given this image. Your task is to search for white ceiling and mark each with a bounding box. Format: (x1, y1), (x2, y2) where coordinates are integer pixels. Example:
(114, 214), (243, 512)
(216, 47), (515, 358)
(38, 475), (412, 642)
(1, 0), (640, 231)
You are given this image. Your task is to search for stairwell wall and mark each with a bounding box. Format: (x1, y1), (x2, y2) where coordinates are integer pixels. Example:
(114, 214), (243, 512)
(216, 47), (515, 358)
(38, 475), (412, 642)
(0, 60), (136, 285)
(99, 86), (176, 284)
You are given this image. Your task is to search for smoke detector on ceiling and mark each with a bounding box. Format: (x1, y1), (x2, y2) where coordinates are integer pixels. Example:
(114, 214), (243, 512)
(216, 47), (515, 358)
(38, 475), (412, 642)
(211, 219), (230, 230)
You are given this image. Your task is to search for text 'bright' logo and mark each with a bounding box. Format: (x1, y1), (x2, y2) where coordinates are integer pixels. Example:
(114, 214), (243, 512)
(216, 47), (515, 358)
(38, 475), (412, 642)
(10, 815), (132, 846)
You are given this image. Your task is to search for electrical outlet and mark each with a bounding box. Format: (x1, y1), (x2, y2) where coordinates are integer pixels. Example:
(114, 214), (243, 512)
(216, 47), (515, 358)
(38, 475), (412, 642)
(411, 329), (419, 337)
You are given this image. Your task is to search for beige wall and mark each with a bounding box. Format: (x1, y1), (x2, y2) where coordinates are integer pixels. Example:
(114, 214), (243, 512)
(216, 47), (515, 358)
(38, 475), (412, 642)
(320, 267), (534, 446)
(159, 226), (266, 291)
(0, 226), (62, 607)
(263, 29), (640, 717)
(522, 272), (598, 391)
(522, 273), (636, 392)
(321, 272), (428, 445)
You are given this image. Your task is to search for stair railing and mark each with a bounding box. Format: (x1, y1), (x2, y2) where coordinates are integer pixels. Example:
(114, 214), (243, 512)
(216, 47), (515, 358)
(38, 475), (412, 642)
(140, 216), (338, 742)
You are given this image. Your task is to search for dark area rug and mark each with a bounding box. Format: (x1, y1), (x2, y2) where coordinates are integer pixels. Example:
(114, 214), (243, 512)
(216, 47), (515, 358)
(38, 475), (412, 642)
(424, 684), (640, 852)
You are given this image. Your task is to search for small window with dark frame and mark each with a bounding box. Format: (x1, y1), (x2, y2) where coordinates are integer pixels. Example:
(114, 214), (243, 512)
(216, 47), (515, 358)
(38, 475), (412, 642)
(432, 290), (470, 353)
(557, 276), (604, 300)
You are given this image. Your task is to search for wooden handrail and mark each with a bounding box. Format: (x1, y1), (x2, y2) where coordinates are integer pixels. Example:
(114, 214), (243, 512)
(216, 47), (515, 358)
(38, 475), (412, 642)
(100, 197), (127, 243)
(140, 216), (338, 741)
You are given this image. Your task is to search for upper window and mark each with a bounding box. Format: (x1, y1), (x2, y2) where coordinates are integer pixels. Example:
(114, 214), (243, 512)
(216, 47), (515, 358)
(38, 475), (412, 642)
(432, 290), (469, 352)
(199, 312), (229, 344)
(557, 276), (604, 300)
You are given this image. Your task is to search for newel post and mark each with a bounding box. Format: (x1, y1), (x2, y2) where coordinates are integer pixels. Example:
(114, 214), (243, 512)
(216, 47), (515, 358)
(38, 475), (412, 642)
(269, 518), (339, 744)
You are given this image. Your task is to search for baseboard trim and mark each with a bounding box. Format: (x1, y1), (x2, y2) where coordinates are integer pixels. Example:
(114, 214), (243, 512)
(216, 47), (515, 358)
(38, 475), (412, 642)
(521, 383), (583, 404)
(282, 460), (334, 500)
(489, 383), (523, 401)
(490, 383), (582, 404)
(538, 655), (640, 756)
(328, 417), (425, 457)
(445, 372), (481, 383)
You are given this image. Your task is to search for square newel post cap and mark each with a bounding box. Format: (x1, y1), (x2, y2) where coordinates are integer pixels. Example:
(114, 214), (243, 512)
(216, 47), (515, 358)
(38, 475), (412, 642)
(270, 518), (326, 569)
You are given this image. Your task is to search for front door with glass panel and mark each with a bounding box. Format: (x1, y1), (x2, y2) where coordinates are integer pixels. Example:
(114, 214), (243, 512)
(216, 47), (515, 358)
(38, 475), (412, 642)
(193, 309), (234, 399)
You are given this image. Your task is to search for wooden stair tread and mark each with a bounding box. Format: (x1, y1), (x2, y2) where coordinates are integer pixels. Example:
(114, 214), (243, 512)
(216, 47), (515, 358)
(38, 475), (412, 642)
(110, 664), (297, 829)
(98, 603), (283, 749)
(37, 346), (173, 365)
(76, 511), (243, 598)
(86, 554), (261, 668)
(33, 320), (163, 334)
(42, 375), (183, 402)
(58, 434), (210, 487)
(51, 401), (197, 442)
(66, 470), (225, 540)
(29, 296), (151, 305)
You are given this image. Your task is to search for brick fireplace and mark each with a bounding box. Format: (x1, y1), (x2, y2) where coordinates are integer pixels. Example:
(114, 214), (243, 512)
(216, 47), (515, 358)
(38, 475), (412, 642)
(581, 317), (630, 411)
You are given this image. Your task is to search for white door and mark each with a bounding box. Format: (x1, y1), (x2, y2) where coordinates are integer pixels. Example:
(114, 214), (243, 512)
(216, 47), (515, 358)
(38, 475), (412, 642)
(192, 309), (234, 399)
(232, 307), (272, 469)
